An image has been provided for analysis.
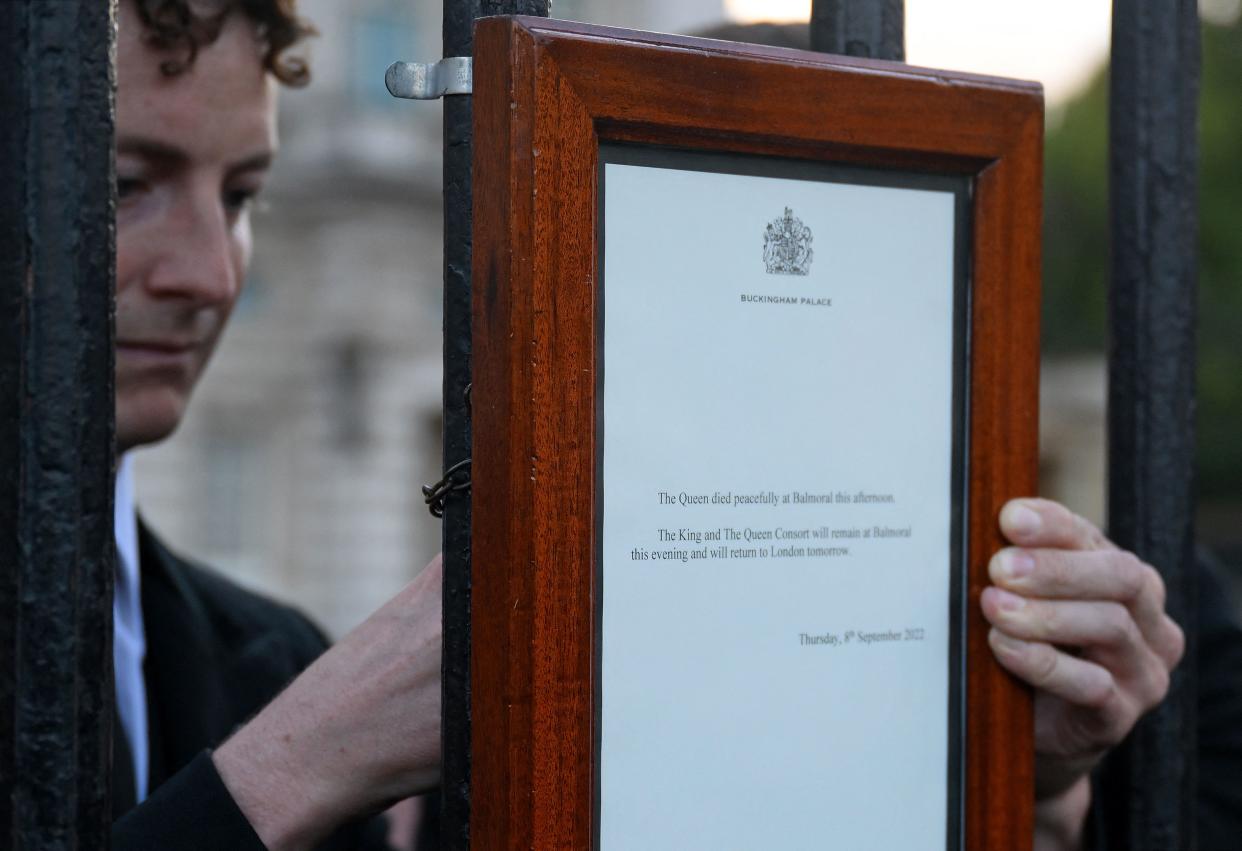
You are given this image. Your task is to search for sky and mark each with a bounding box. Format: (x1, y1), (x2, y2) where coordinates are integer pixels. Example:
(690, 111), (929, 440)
(723, 0), (1113, 106)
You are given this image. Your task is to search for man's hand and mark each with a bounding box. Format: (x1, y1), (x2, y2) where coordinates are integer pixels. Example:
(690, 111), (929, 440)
(213, 554), (443, 851)
(981, 499), (1184, 850)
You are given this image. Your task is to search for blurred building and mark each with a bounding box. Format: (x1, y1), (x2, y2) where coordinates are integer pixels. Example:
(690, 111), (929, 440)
(555, 0), (726, 33)
(1039, 359), (1107, 529)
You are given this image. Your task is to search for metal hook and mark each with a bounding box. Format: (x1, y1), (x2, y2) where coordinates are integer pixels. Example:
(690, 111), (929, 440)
(386, 57), (473, 100)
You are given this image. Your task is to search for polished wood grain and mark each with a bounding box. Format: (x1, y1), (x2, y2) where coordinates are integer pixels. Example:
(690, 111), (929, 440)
(472, 16), (1042, 849)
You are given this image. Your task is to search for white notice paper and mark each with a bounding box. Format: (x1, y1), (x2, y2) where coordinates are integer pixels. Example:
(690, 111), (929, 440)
(600, 155), (960, 850)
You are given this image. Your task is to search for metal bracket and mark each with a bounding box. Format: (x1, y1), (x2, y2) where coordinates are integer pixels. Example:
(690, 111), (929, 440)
(385, 57), (473, 100)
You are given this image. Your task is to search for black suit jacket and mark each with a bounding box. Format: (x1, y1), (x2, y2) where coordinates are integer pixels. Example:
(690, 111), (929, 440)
(111, 524), (393, 850)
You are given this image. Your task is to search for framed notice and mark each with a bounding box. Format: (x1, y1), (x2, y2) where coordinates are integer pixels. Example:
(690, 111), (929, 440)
(471, 17), (1042, 851)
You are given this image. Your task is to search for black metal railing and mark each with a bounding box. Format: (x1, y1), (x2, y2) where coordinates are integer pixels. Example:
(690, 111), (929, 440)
(0, 2), (117, 848)
(1100, 1), (1201, 848)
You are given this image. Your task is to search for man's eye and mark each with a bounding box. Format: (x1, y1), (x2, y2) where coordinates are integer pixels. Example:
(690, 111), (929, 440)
(223, 188), (260, 214)
(116, 177), (145, 200)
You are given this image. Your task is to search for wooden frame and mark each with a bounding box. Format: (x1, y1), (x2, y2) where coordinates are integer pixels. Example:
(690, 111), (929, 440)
(472, 16), (1042, 849)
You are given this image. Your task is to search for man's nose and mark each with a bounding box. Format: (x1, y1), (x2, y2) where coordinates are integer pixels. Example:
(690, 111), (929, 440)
(144, 194), (240, 305)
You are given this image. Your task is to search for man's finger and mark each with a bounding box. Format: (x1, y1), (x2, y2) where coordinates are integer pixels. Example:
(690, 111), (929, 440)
(990, 547), (1145, 600)
(981, 591), (1142, 651)
(988, 548), (1181, 659)
(981, 591), (1178, 704)
(999, 498), (1116, 552)
(987, 629), (1118, 709)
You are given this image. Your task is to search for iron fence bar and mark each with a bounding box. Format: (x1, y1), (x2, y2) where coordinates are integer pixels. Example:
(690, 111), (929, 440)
(440, 2), (549, 847)
(810, 0), (904, 61)
(1101, 0), (1201, 848)
(0, 1), (117, 848)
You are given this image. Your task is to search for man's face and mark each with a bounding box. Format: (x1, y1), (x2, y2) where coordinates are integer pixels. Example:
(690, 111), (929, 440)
(115, 2), (277, 452)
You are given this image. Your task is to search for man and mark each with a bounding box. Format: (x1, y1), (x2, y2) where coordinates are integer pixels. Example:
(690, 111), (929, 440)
(111, 2), (440, 848)
(109, 1), (1194, 849)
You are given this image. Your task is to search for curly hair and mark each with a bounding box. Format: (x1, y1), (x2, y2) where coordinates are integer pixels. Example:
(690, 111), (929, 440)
(134, 0), (317, 86)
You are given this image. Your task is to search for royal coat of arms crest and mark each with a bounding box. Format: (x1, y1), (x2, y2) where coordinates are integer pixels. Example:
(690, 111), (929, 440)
(763, 207), (814, 276)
